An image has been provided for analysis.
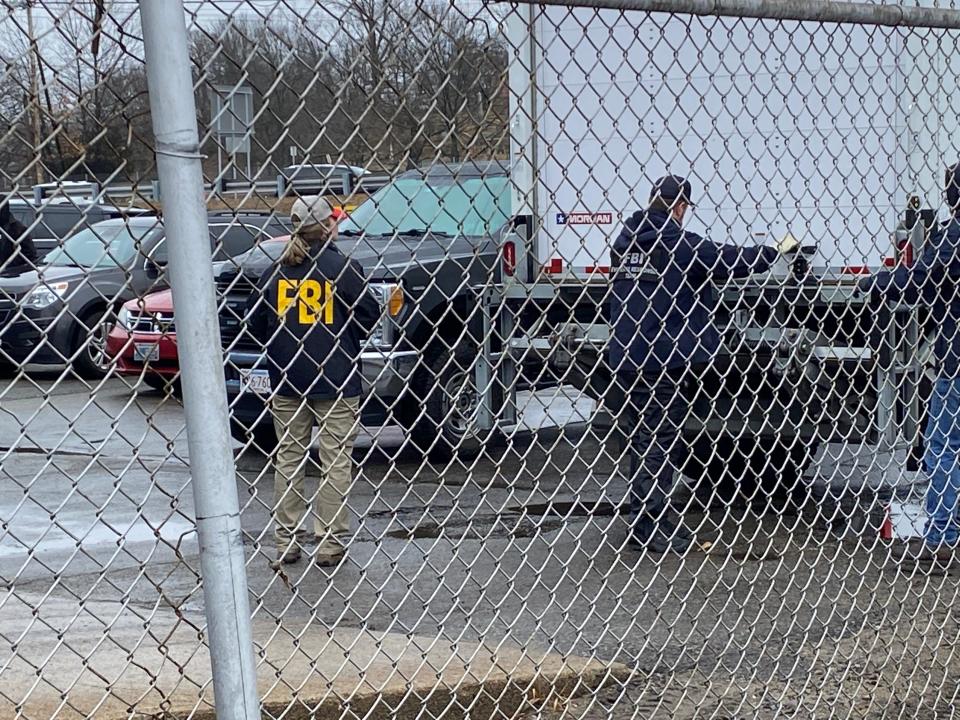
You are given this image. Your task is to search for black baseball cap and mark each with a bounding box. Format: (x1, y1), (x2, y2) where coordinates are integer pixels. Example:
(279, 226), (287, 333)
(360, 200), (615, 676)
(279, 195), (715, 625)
(650, 175), (694, 207)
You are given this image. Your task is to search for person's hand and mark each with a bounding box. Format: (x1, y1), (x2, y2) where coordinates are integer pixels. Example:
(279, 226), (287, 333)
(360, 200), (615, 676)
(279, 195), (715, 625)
(776, 232), (800, 255)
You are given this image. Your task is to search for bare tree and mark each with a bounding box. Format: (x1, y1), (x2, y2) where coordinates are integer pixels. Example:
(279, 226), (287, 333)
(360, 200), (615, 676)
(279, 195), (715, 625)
(0, 1), (153, 184)
(0, 0), (508, 189)
(325, 0), (508, 168)
(42, 0), (153, 180)
(192, 17), (347, 178)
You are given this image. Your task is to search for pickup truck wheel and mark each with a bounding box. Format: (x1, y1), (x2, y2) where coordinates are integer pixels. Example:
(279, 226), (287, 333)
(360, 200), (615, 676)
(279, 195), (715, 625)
(751, 441), (820, 513)
(683, 437), (741, 505)
(230, 419), (277, 455)
(407, 347), (483, 460)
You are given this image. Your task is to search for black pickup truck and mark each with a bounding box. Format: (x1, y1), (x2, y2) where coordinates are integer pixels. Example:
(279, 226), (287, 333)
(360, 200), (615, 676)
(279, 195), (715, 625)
(219, 161), (513, 458)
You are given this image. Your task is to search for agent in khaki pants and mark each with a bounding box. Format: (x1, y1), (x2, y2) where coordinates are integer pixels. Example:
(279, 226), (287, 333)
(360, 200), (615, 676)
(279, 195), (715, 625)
(248, 196), (380, 569)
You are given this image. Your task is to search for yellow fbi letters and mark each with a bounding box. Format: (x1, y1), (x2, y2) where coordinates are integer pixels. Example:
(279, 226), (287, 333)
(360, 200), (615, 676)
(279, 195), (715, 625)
(276, 278), (335, 325)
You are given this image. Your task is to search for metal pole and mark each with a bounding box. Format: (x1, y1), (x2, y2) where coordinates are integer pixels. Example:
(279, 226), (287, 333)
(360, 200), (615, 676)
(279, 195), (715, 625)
(502, 0), (960, 29)
(139, 2), (260, 718)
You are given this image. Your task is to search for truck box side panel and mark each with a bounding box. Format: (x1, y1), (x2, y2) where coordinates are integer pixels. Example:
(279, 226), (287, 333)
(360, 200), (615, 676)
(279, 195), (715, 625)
(516, 7), (921, 273)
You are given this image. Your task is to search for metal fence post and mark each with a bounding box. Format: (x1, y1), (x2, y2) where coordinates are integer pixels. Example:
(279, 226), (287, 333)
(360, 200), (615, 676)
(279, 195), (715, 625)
(139, 2), (260, 718)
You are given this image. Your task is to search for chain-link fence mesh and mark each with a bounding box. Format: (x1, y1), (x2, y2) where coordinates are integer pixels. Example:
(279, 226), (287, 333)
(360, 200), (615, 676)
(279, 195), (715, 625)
(1, 0), (959, 717)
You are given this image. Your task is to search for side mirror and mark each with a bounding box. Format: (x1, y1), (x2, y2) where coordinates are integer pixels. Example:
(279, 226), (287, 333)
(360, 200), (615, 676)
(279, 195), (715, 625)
(145, 259), (165, 279)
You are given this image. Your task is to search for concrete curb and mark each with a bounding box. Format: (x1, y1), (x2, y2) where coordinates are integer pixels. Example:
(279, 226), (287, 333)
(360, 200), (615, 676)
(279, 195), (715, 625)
(240, 657), (627, 720)
(146, 627), (632, 720)
(2, 599), (630, 720)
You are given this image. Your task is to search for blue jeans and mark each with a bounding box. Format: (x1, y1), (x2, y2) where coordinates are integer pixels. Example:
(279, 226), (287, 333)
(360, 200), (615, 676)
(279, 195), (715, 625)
(923, 376), (960, 546)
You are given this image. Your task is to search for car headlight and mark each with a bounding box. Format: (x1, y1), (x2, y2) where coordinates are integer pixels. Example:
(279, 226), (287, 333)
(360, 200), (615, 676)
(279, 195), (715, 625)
(116, 306), (132, 330)
(22, 281), (69, 310)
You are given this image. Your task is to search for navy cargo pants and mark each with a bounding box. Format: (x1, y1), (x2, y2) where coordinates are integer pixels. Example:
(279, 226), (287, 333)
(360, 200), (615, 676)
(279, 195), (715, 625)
(623, 367), (690, 541)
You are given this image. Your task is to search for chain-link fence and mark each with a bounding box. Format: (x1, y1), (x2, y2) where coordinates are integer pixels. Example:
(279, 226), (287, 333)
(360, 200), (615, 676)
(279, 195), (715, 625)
(1, 0), (960, 717)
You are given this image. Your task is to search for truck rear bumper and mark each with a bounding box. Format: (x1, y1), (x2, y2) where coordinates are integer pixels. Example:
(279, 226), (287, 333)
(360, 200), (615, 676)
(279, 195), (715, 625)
(360, 349), (419, 398)
(226, 348), (418, 428)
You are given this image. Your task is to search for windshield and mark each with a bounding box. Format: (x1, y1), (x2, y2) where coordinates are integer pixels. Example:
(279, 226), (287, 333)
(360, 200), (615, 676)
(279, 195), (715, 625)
(45, 223), (157, 269)
(340, 175), (511, 237)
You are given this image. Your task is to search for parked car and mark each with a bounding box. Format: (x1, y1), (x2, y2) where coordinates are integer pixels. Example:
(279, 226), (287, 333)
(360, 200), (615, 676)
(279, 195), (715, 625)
(106, 238), (289, 392)
(221, 161), (511, 455)
(279, 163), (370, 196)
(0, 212), (289, 378)
(9, 198), (154, 260)
(106, 288), (179, 393)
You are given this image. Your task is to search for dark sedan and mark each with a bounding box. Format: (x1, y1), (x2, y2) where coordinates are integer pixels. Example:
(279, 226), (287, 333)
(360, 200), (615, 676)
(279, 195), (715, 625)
(0, 212), (288, 377)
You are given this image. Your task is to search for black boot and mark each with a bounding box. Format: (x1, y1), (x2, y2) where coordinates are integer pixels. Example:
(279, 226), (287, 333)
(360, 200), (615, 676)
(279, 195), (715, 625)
(648, 518), (693, 554)
(628, 515), (693, 554)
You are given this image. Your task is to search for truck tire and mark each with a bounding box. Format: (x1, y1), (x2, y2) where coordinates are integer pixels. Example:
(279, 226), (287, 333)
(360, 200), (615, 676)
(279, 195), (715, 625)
(909, 329), (937, 471)
(753, 441), (820, 512)
(230, 419), (277, 455)
(407, 347), (483, 461)
(686, 437), (819, 512)
(682, 437), (741, 505)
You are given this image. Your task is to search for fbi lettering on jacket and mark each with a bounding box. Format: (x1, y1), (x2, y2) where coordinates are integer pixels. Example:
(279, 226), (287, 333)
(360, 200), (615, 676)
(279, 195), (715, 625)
(619, 251), (658, 279)
(276, 278), (335, 325)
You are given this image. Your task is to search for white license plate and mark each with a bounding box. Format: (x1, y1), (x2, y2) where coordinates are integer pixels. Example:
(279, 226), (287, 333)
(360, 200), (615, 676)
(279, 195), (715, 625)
(239, 369), (271, 395)
(134, 343), (160, 362)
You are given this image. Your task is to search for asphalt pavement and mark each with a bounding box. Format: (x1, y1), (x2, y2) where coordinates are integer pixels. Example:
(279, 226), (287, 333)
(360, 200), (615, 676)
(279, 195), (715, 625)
(0, 372), (954, 719)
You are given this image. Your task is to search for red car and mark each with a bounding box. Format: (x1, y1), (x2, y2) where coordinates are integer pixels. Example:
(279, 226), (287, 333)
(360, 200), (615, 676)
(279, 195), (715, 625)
(106, 236), (294, 393)
(107, 289), (181, 393)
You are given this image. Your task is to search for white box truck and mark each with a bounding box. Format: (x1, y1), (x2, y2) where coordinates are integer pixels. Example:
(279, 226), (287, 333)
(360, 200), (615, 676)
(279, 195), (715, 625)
(506, 3), (957, 275)
(486, 2), (952, 489)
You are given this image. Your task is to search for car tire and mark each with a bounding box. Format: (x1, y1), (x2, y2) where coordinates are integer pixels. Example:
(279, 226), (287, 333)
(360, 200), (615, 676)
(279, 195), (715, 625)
(0, 354), (17, 379)
(406, 347), (484, 461)
(750, 440), (820, 513)
(73, 307), (116, 380)
(230, 419), (278, 455)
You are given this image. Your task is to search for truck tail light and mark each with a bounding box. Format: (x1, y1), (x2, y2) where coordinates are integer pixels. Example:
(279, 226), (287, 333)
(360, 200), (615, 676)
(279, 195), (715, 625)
(503, 240), (516, 277)
(898, 239), (914, 266)
(884, 240), (914, 268)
